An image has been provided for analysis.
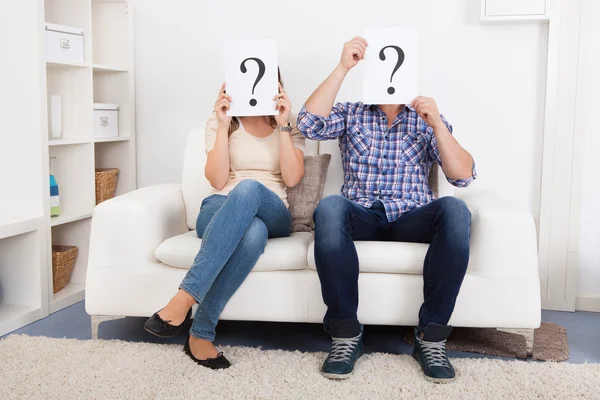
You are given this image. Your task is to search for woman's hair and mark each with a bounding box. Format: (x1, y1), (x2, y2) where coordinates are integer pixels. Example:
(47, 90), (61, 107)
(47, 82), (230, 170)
(228, 68), (283, 136)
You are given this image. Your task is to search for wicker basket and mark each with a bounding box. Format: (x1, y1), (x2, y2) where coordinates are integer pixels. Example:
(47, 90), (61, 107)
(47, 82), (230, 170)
(95, 168), (119, 205)
(51, 245), (78, 293)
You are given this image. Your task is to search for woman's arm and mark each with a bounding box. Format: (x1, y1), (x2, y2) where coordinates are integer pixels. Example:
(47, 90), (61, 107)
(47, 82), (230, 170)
(279, 129), (304, 187)
(205, 84), (232, 190)
(275, 83), (305, 187)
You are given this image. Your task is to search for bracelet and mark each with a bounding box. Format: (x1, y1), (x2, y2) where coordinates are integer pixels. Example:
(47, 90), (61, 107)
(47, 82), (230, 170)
(279, 123), (292, 133)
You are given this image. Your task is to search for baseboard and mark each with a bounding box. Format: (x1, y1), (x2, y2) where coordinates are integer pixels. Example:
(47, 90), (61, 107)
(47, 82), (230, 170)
(575, 294), (600, 312)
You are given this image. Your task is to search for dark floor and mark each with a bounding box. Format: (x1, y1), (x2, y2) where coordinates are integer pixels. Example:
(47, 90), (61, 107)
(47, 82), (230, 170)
(4, 301), (599, 364)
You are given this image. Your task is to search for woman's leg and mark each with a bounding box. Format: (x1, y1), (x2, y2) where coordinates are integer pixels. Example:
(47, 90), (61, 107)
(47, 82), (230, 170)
(158, 180), (291, 327)
(179, 179), (291, 305)
(188, 217), (268, 358)
(156, 194), (226, 325)
(186, 182), (291, 359)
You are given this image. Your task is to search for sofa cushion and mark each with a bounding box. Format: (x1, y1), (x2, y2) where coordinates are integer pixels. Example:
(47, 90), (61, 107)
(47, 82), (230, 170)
(287, 154), (331, 232)
(155, 230), (312, 271)
(307, 240), (429, 274)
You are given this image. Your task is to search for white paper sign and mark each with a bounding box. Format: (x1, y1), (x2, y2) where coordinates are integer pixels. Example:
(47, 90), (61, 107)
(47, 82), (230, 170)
(363, 27), (419, 105)
(224, 39), (278, 117)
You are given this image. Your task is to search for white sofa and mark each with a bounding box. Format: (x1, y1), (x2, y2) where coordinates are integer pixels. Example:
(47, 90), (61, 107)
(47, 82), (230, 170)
(86, 129), (541, 337)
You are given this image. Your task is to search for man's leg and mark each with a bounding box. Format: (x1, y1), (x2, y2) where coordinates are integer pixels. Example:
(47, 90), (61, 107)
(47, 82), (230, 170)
(314, 196), (386, 330)
(389, 196), (471, 329)
(389, 196), (471, 383)
(313, 196), (387, 379)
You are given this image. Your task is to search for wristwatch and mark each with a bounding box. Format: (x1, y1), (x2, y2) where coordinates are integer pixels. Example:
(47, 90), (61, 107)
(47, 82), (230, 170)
(279, 123), (292, 133)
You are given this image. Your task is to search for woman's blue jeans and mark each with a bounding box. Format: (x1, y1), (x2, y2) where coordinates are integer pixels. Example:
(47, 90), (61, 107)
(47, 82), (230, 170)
(180, 179), (292, 340)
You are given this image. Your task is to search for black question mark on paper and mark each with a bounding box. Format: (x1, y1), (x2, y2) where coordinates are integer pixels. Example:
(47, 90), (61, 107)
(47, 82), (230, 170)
(240, 57), (266, 107)
(379, 45), (405, 95)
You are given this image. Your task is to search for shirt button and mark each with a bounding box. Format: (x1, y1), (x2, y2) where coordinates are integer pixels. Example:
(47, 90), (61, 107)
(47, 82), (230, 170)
(383, 154), (387, 158)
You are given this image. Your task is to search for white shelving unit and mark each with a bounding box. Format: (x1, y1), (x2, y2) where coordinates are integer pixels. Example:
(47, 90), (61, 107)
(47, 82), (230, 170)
(0, 0), (135, 335)
(39, 0), (136, 318)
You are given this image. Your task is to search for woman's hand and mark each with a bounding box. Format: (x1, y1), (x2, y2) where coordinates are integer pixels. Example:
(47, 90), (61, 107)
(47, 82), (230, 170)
(214, 83), (233, 127)
(274, 83), (292, 127)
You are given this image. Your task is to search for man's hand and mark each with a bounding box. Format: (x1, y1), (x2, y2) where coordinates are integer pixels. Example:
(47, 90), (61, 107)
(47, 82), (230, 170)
(339, 37), (368, 72)
(411, 96), (444, 130)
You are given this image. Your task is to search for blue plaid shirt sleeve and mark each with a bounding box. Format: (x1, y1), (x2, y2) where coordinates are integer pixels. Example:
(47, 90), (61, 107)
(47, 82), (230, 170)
(428, 114), (477, 188)
(296, 102), (350, 140)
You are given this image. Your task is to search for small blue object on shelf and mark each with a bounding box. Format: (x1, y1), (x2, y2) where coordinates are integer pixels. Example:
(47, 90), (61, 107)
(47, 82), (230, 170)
(50, 157), (60, 217)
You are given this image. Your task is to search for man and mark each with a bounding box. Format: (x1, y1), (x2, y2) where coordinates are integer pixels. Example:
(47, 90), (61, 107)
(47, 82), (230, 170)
(297, 37), (476, 383)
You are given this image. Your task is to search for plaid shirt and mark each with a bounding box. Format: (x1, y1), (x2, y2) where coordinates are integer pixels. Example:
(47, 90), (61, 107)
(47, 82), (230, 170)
(297, 102), (476, 222)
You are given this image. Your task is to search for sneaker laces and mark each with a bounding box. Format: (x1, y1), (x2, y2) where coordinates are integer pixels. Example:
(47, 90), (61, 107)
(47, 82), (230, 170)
(418, 338), (450, 368)
(328, 334), (361, 363)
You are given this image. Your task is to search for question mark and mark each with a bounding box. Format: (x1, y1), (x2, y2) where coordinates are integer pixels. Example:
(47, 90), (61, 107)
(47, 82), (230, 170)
(378, 45), (405, 95)
(240, 57), (266, 107)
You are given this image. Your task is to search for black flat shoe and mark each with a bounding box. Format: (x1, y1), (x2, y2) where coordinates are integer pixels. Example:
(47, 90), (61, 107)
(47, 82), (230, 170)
(183, 337), (231, 370)
(143, 309), (192, 338)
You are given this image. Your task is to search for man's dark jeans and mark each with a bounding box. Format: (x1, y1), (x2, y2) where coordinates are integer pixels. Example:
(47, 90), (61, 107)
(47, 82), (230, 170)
(313, 195), (471, 333)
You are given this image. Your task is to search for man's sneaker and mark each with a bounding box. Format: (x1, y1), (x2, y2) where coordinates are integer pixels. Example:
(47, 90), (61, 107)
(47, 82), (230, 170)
(412, 323), (455, 383)
(321, 320), (363, 380)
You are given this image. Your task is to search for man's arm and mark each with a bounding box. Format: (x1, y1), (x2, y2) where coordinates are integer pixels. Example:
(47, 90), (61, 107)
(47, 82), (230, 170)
(297, 37), (368, 140)
(411, 96), (475, 186)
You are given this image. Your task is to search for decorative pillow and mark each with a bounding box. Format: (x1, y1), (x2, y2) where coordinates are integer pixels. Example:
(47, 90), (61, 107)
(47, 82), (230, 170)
(287, 154), (332, 232)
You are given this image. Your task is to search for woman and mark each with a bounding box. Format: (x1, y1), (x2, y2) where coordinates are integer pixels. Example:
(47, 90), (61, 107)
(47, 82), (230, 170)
(144, 74), (305, 370)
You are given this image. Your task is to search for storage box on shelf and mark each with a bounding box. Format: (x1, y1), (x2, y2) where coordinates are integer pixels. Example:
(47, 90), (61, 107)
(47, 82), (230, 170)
(45, 0), (92, 64)
(93, 103), (119, 139)
(44, 23), (84, 64)
(93, 72), (131, 137)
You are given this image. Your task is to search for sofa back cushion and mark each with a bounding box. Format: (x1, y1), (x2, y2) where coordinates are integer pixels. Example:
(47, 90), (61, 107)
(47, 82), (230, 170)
(182, 129), (213, 230)
(181, 127), (319, 230)
(317, 140), (455, 200)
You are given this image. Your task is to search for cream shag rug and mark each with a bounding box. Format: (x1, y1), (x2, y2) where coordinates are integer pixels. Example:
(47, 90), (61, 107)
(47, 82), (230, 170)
(1, 335), (598, 400)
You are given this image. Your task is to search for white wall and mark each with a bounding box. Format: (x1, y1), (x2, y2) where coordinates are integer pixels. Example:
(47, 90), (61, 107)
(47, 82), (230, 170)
(577, 0), (600, 299)
(135, 0), (548, 221)
(0, 1), (44, 226)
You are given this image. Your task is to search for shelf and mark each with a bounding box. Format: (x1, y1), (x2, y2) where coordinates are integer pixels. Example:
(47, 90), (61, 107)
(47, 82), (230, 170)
(0, 218), (39, 240)
(93, 64), (127, 73)
(50, 211), (92, 227)
(48, 137), (92, 146)
(0, 304), (42, 337)
(50, 282), (85, 314)
(47, 60), (90, 69)
(94, 136), (130, 143)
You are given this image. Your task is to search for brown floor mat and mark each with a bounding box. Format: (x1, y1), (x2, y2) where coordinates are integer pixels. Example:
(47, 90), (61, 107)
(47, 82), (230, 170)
(532, 322), (569, 361)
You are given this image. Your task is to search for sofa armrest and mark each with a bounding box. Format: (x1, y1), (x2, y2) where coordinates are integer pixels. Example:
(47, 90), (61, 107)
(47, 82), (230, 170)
(88, 184), (188, 268)
(456, 188), (539, 279)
